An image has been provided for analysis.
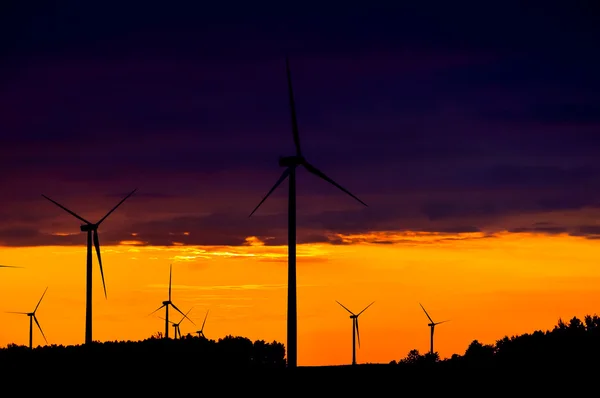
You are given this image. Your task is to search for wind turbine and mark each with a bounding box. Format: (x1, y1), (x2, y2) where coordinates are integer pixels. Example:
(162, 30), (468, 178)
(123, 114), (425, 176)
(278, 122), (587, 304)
(249, 56), (368, 369)
(196, 310), (209, 338)
(149, 264), (192, 339)
(42, 189), (136, 344)
(336, 300), (374, 366)
(7, 287), (48, 349)
(160, 307), (195, 339)
(419, 303), (449, 355)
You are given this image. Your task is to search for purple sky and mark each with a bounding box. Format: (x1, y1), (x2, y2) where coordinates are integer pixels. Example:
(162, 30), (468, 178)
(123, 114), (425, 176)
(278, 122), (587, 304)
(1, 1), (599, 247)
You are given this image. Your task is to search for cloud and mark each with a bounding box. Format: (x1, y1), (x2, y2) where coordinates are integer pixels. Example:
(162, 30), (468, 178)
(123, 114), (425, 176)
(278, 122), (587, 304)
(2, 189), (600, 247)
(0, 3), (599, 248)
(147, 283), (288, 292)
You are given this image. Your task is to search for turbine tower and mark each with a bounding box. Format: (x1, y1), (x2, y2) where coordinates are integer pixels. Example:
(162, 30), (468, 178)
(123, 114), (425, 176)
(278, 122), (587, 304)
(160, 307), (195, 339)
(336, 301), (374, 366)
(419, 303), (449, 355)
(42, 189), (136, 344)
(7, 287), (48, 349)
(196, 310), (209, 338)
(249, 56), (368, 369)
(149, 264), (191, 339)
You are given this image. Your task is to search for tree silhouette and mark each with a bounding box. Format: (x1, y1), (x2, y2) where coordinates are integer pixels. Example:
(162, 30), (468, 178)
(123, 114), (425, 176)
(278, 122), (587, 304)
(1, 312), (599, 384)
(400, 348), (422, 364)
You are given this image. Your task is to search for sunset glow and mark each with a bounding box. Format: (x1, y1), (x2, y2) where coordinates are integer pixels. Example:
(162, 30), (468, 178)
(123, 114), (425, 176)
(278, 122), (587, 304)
(2, 231), (598, 366)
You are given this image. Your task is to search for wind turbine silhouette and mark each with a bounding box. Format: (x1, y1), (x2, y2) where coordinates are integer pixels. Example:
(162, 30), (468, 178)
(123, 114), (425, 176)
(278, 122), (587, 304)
(196, 310), (209, 338)
(419, 303), (449, 355)
(7, 287), (48, 349)
(42, 189), (136, 344)
(160, 307), (195, 339)
(149, 264), (191, 339)
(336, 300), (375, 366)
(249, 56), (368, 369)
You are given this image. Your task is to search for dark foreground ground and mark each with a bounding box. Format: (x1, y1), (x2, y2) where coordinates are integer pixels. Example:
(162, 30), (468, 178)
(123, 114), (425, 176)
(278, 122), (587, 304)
(2, 360), (595, 395)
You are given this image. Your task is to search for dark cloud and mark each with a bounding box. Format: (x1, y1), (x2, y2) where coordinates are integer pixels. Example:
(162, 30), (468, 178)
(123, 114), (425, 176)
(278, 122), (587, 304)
(576, 225), (600, 235)
(508, 226), (569, 235)
(0, 1), (599, 247)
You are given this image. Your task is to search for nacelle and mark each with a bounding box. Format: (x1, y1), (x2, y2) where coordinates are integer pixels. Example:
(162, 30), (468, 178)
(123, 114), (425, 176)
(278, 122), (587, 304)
(278, 155), (304, 167)
(80, 224), (97, 232)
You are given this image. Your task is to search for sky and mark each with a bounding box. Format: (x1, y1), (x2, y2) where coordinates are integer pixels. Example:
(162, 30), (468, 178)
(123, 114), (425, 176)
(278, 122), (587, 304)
(0, 1), (599, 366)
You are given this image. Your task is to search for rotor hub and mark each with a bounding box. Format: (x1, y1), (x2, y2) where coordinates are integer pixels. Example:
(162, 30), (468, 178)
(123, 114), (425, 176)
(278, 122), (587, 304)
(279, 155), (304, 167)
(80, 224), (98, 232)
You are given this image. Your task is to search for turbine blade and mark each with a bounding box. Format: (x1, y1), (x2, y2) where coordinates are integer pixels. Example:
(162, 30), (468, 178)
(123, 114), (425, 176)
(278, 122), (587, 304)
(41, 195), (91, 224)
(33, 286), (48, 313)
(335, 300), (355, 315)
(0, 264), (23, 268)
(6, 311), (28, 314)
(94, 231), (107, 299)
(285, 56), (302, 157)
(356, 318), (361, 348)
(302, 162), (368, 207)
(201, 310), (209, 331)
(248, 168), (291, 217)
(149, 304), (166, 316)
(158, 316), (175, 325)
(96, 188), (137, 225)
(179, 307), (194, 324)
(33, 315), (48, 344)
(171, 303), (196, 325)
(419, 303), (434, 323)
(357, 301), (375, 316)
(168, 264), (172, 301)
(436, 320), (450, 325)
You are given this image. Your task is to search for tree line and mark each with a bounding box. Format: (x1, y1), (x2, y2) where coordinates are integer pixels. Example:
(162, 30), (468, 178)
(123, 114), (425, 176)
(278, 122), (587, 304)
(1, 314), (599, 375)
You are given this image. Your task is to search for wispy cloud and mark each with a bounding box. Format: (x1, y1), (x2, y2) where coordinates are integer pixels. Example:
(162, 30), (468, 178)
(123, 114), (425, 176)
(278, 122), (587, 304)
(146, 283), (321, 292)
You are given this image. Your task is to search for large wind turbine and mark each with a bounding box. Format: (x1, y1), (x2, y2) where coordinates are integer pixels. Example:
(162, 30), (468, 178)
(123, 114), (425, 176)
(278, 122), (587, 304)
(336, 300), (374, 366)
(160, 307), (195, 339)
(149, 264), (191, 339)
(42, 189), (137, 344)
(419, 303), (449, 355)
(196, 310), (209, 338)
(249, 56), (368, 369)
(7, 287), (48, 349)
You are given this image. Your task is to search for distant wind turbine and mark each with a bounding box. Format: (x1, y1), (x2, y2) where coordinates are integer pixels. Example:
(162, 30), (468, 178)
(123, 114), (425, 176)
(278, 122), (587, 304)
(196, 310), (209, 338)
(336, 300), (375, 366)
(42, 189), (136, 344)
(419, 303), (449, 355)
(249, 56), (368, 369)
(7, 287), (48, 349)
(149, 264), (192, 339)
(160, 307), (195, 339)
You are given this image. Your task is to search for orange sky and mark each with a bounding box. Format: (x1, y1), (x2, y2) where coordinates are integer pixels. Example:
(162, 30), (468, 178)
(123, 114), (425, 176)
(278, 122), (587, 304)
(1, 231), (599, 366)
